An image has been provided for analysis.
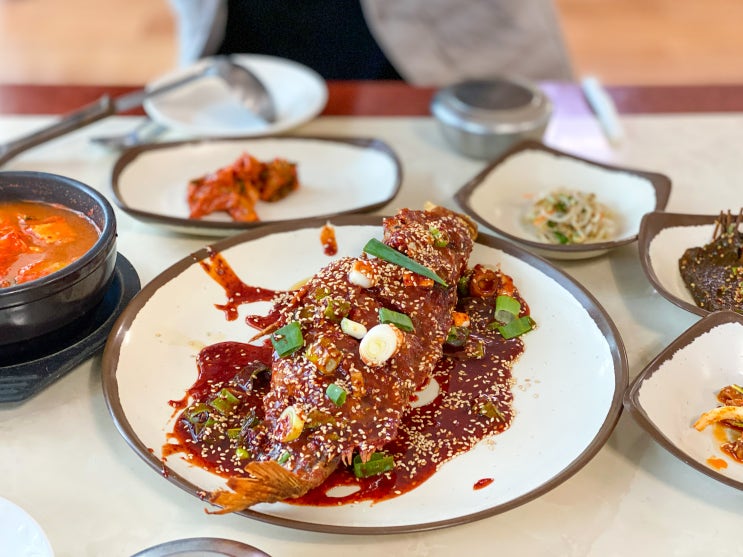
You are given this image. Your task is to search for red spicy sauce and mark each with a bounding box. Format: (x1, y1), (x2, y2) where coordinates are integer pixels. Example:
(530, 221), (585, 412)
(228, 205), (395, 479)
(166, 251), (529, 506)
(474, 478), (494, 490)
(320, 223), (338, 256)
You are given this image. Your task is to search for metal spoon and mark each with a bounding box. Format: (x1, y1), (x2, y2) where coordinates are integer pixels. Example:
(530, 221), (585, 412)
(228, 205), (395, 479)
(0, 56), (276, 166)
(89, 118), (167, 150)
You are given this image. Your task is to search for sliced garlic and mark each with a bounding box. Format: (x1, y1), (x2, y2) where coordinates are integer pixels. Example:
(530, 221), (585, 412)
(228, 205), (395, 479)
(341, 317), (367, 339)
(348, 259), (377, 288)
(276, 405), (305, 442)
(359, 323), (403, 366)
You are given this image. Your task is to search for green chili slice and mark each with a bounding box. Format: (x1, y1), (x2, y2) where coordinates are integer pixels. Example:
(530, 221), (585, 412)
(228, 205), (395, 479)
(326, 383), (347, 406)
(352, 452), (395, 478)
(363, 238), (447, 286)
(445, 325), (470, 347)
(209, 387), (240, 415)
(497, 316), (535, 339)
(235, 447), (251, 460)
(378, 307), (415, 332)
(271, 321), (304, 357)
(182, 403), (215, 440)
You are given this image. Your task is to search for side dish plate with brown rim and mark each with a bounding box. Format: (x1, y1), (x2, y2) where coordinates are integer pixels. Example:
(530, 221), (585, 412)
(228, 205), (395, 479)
(111, 136), (402, 236)
(624, 310), (743, 491)
(454, 140), (671, 260)
(638, 211), (733, 317)
(102, 215), (627, 533)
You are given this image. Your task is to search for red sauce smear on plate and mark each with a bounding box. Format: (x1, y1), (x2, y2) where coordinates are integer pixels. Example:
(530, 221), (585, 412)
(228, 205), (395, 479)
(320, 223), (338, 256)
(473, 478), (494, 490)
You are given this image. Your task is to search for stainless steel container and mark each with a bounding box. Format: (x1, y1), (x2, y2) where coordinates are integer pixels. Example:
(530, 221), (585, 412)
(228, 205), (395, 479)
(431, 77), (552, 160)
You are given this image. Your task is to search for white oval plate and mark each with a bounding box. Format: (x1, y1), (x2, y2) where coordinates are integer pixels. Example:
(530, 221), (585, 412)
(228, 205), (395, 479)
(111, 136), (401, 236)
(143, 54), (327, 137)
(639, 211), (727, 317)
(102, 215), (627, 533)
(455, 140), (671, 260)
(0, 497), (53, 557)
(625, 310), (743, 490)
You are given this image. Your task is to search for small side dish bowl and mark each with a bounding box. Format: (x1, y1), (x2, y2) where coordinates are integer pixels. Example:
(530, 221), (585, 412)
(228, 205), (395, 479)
(431, 77), (552, 160)
(454, 140), (672, 260)
(0, 171), (117, 346)
(624, 310), (743, 490)
(639, 211), (728, 317)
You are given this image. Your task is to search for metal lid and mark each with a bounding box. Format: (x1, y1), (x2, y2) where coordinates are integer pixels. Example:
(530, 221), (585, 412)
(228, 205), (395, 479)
(431, 77), (552, 135)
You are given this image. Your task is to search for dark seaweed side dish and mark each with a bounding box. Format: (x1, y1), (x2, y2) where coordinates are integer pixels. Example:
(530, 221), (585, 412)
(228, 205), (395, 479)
(679, 210), (743, 312)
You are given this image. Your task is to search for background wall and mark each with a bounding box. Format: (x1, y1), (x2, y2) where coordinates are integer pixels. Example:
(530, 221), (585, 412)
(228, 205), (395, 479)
(2, 0), (743, 85)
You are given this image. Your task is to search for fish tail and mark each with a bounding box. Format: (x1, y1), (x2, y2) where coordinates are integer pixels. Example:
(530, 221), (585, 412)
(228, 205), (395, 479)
(207, 460), (316, 514)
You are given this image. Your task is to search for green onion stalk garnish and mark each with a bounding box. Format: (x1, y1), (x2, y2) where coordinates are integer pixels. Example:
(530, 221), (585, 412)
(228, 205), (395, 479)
(352, 452), (395, 478)
(363, 238), (447, 287)
(378, 307), (415, 332)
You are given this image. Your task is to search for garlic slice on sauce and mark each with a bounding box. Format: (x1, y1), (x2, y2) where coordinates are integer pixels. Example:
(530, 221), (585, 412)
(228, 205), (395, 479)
(341, 317), (367, 339)
(348, 259), (377, 288)
(359, 323), (403, 366)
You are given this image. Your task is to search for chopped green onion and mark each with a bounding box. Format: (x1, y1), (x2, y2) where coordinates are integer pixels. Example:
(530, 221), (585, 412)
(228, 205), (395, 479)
(271, 321), (304, 357)
(445, 325), (470, 347)
(276, 405), (305, 442)
(732, 384), (743, 395)
(209, 388), (240, 415)
(314, 286), (330, 300)
(326, 383), (347, 406)
(472, 397), (505, 420)
(553, 230), (570, 245)
(277, 450), (291, 464)
(363, 238), (447, 287)
(729, 420), (743, 428)
(235, 447), (251, 460)
(429, 226), (449, 247)
(324, 298), (351, 322)
(352, 452), (395, 478)
(494, 295), (521, 324)
(497, 316), (535, 339)
(496, 295), (520, 316)
(467, 339), (485, 359)
(227, 427), (242, 439)
(378, 307), (415, 332)
(457, 272), (472, 297)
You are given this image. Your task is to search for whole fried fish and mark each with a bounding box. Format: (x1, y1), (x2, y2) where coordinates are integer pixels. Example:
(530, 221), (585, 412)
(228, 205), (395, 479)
(207, 206), (476, 513)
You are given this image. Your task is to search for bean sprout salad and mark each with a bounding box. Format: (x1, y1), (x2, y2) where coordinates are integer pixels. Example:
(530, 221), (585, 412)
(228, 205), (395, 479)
(525, 188), (616, 245)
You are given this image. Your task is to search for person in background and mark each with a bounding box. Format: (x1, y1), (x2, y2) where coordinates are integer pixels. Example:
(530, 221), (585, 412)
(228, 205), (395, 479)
(167, 0), (573, 86)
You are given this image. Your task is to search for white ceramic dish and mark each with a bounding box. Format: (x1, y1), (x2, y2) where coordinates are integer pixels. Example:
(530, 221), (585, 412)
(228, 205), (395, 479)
(455, 140), (671, 260)
(0, 497), (54, 557)
(102, 215), (627, 533)
(625, 310), (743, 490)
(111, 136), (401, 236)
(132, 537), (269, 557)
(639, 211), (729, 317)
(143, 54), (327, 137)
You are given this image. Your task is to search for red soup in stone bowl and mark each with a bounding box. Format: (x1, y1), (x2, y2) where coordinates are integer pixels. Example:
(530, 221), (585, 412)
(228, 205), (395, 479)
(0, 171), (117, 346)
